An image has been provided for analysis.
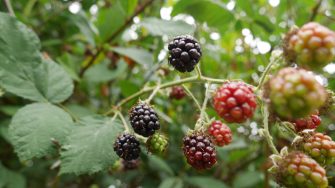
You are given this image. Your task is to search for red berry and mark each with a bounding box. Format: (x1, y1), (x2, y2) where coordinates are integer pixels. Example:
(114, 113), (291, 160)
(213, 81), (257, 123)
(291, 114), (321, 132)
(182, 132), (216, 170)
(207, 120), (232, 147)
(169, 86), (186, 100)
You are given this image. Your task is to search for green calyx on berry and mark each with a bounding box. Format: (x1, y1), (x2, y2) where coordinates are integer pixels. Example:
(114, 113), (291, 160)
(270, 147), (328, 188)
(146, 133), (168, 154)
(269, 67), (326, 119)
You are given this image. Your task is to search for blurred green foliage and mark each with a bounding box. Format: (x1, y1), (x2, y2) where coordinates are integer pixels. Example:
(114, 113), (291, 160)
(0, 0), (334, 187)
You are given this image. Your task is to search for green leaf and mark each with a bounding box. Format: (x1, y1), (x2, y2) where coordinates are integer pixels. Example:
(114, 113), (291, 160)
(185, 176), (228, 188)
(140, 18), (196, 37)
(0, 163), (26, 188)
(1, 57), (74, 103)
(60, 115), (124, 175)
(70, 11), (97, 46)
(233, 171), (263, 188)
(120, 0), (138, 16)
(159, 177), (183, 188)
(148, 155), (174, 176)
(111, 47), (153, 66)
(171, 0), (234, 32)
(9, 103), (74, 161)
(95, 1), (126, 42)
(84, 59), (128, 82)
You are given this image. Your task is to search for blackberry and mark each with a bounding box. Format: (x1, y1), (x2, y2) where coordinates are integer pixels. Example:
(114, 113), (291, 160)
(169, 86), (186, 100)
(168, 35), (202, 72)
(285, 22), (335, 70)
(207, 120), (232, 147)
(129, 101), (160, 137)
(213, 81), (257, 123)
(269, 67), (326, 119)
(290, 114), (321, 132)
(146, 133), (168, 154)
(273, 151), (328, 188)
(183, 132), (217, 170)
(297, 132), (335, 165)
(114, 134), (141, 161)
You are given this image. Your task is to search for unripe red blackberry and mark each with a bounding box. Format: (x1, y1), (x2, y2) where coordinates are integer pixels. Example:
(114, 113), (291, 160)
(290, 114), (321, 132)
(129, 102), (160, 137)
(182, 132), (217, 170)
(273, 151), (328, 188)
(207, 120), (232, 147)
(269, 67), (326, 119)
(146, 133), (168, 154)
(297, 132), (335, 165)
(114, 134), (141, 161)
(286, 22), (335, 69)
(169, 86), (186, 100)
(213, 81), (257, 123)
(168, 35), (202, 72)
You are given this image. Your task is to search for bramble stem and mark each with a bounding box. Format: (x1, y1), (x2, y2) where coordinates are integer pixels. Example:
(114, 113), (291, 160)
(105, 76), (230, 115)
(195, 65), (202, 79)
(4, 0), (15, 17)
(145, 80), (161, 103)
(182, 84), (202, 113)
(261, 105), (279, 155)
(256, 53), (283, 91)
(117, 112), (130, 133)
(200, 82), (211, 123)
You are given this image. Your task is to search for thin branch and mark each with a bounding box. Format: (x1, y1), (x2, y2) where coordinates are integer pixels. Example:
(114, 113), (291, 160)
(182, 84), (202, 113)
(3, 0), (15, 16)
(261, 105), (279, 155)
(309, 0), (323, 21)
(117, 112), (130, 133)
(145, 80), (161, 103)
(78, 0), (155, 77)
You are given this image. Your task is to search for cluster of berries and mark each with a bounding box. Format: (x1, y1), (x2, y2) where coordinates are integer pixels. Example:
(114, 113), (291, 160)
(268, 22), (335, 188)
(114, 101), (168, 167)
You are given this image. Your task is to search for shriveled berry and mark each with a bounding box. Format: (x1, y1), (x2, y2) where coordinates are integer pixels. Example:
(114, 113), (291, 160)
(168, 35), (202, 72)
(286, 22), (335, 70)
(207, 120), (232, 147)
(129, 101), (160, 137)
(274, 151), (328, 188)
(297, 132), (335, 165)
(269, 67), (326, 119)
(122, 159), (140, 170)
(114, 134), (141, 161)
(213, 81), (257, 123)
(183, 132), (216, 170)
(169, 86), (186, 100)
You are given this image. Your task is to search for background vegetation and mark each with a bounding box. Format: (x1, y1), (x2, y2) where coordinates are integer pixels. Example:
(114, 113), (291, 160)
(0, 0), (334, 187)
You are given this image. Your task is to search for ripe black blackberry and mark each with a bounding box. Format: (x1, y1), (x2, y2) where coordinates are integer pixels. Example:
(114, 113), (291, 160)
(168, 35), (202, 72)
(129, 101), (160, 137)
(114, 134), (140, 161)
(183, 132), (217, 170)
